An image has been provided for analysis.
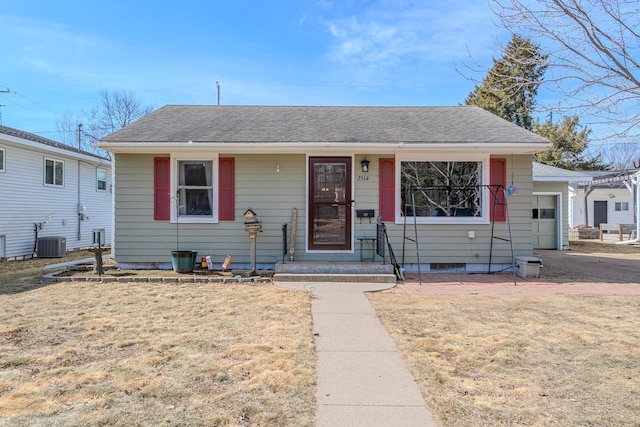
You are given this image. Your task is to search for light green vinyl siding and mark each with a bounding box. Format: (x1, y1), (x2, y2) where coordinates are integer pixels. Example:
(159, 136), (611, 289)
(114, 153), (311, 266)
(114, 153), (537, 268)
(382, 154), (535, 266)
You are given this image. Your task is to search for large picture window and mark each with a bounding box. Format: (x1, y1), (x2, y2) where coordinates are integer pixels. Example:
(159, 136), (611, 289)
(177, 160), (213, 217)
(44, 158), (64, 187)
(401, 160), (483, 219)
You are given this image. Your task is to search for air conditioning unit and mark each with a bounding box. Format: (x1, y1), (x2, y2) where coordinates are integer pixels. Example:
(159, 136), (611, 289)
(37, 236), (67, 258)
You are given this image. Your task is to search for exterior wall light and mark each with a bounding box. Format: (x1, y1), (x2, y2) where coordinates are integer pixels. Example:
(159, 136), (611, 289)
(361, 157), (370, 173)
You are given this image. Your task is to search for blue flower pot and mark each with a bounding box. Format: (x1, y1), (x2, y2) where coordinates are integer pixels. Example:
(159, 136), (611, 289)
(171, 250), (198, 273)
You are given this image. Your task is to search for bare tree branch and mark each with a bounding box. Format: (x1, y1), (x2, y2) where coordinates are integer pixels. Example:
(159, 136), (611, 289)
(489, 0), (640, 145)
(56, 89), (153, 158)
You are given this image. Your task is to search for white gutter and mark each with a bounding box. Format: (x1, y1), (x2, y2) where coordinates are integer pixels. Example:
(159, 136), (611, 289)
(2, 133), (111, 165)
(96, 141), (550, 155)
(617, 172), (640, 245)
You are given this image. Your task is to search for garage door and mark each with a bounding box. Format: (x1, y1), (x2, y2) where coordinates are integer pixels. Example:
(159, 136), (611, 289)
(532, 195), (557, 249)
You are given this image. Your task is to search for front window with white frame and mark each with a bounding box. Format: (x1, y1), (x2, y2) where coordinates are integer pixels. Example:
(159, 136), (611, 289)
(0, 148), (5, 172)
(398, 156), (488, 222)
(44, 158), (64, 187)
(171, 155), (218, 222)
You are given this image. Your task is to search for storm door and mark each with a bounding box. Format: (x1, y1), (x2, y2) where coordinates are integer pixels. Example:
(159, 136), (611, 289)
(309, 157), (352, 250)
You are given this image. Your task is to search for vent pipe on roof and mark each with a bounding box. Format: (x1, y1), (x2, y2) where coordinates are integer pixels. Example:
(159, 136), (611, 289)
(617, 173), (640, 245)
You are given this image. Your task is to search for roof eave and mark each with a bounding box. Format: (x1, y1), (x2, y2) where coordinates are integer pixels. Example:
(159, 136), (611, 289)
(534, 176), (592, 182)
(2, 133), (112, 164)
(96, 141), (550, 155)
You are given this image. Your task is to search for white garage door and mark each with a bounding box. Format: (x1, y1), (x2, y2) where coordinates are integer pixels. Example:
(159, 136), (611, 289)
(532, 195), (557, 249)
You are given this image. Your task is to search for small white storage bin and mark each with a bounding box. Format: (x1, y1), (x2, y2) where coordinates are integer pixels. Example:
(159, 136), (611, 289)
(515, 256), (543, 278)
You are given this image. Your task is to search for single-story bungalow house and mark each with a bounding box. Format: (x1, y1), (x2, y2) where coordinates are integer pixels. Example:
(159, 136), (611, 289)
(98, 105), (551, 272)
(0, 125), (112, 260)
(532, 162), (592, 250)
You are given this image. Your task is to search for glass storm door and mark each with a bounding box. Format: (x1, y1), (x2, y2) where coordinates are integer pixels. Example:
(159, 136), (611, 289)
(309, 157), (352, 250)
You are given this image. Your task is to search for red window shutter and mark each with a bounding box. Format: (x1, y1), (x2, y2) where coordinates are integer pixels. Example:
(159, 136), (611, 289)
(219, 157), (235, 221)
(379, 158), (395, 222)
(154, 157), (171, 221)
(490, 158), (507, 222)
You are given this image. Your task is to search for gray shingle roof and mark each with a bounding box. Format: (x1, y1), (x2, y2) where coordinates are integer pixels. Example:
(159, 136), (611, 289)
(533, 162), (592, 181)
(101, 105), (551, 145)
(0, 124), (109, 160)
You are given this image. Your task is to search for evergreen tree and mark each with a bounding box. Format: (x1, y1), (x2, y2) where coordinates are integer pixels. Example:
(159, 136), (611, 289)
(465, 34), (547, 130)
(533, 116), (609, 171)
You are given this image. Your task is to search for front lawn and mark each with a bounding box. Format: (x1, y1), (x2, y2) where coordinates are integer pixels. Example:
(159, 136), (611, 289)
(0, 277), (315, 426)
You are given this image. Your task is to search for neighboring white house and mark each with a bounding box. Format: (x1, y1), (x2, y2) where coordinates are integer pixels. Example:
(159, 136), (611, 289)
(568, 170), (637, 229)
(532, 162), (592, 250)
(0, 125), (112, 260)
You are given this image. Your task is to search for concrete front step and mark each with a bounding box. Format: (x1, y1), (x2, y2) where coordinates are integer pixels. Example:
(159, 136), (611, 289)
(274, 273), (397, 283)
(274, 262), (397, 283)
(275, 261), (394, 275)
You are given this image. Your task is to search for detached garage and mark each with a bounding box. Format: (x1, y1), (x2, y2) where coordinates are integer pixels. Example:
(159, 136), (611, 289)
(532, 162), (591, 250)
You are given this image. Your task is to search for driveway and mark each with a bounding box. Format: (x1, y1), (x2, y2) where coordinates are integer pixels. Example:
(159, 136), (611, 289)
(390, 240), (640, 295)
(535, 240), (640, 284)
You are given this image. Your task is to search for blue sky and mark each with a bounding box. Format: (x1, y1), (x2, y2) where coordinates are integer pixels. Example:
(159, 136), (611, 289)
(1, 0), (509, 139)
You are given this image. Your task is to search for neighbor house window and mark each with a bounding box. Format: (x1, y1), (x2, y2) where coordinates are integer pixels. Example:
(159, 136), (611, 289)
(97, 168), (107, 191)
(0, 148), (5, 172)
(177, 160), (214, 218)
(615, 202), (629, 211)
(44, 158), (64, 187)
(400, 160), (484, 220)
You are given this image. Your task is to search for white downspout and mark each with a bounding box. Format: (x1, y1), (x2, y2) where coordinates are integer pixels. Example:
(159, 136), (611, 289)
(617, 172), (640, 245)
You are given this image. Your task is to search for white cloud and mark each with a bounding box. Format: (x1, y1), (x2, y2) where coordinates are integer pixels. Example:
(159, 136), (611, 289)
(321, 1), (497, 68)
(0, 15), (111, 85)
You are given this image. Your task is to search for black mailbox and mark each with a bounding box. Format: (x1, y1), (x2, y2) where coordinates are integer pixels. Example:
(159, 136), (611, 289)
(356, 209), (375, 218)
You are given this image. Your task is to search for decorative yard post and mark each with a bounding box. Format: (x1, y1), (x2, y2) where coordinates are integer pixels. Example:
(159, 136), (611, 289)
(92, 229), (105, 276)
(243, 208), (262, 275)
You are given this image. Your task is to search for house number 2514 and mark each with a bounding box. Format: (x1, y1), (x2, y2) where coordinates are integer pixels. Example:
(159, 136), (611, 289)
(357, 175), (369, 181)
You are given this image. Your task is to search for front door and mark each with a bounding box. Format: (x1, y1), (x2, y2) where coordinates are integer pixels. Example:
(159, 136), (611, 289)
(593, 201), (608, 228)
(309, 157), (352, 250)
(532, 195), (557, 249)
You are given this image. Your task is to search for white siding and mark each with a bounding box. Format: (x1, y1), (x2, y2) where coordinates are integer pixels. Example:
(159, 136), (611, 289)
(0, 139), (112, 259)
(570, 187), (634, 227)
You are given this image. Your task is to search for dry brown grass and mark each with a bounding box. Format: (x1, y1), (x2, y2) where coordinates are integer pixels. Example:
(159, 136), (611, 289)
(0, 256), (315, 426)
(368, 293), (640, 426)
(0, 250), (99, 293)
(569, 239), (640, 257)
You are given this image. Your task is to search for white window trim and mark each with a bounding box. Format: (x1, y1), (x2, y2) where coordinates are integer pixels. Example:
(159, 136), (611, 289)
(97, 168), (107, 191)
(170, 153), (219, 223)
(44, 157), (64, 187)
(395, 154), (490, 224)
(0, 147), (5, 173)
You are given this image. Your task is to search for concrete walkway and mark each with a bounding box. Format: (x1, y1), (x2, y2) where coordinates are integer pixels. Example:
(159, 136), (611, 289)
(277, 281), (436, 427)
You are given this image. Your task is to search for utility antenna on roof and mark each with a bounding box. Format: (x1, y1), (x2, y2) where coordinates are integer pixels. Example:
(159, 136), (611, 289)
(216, 81), (220, 106)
